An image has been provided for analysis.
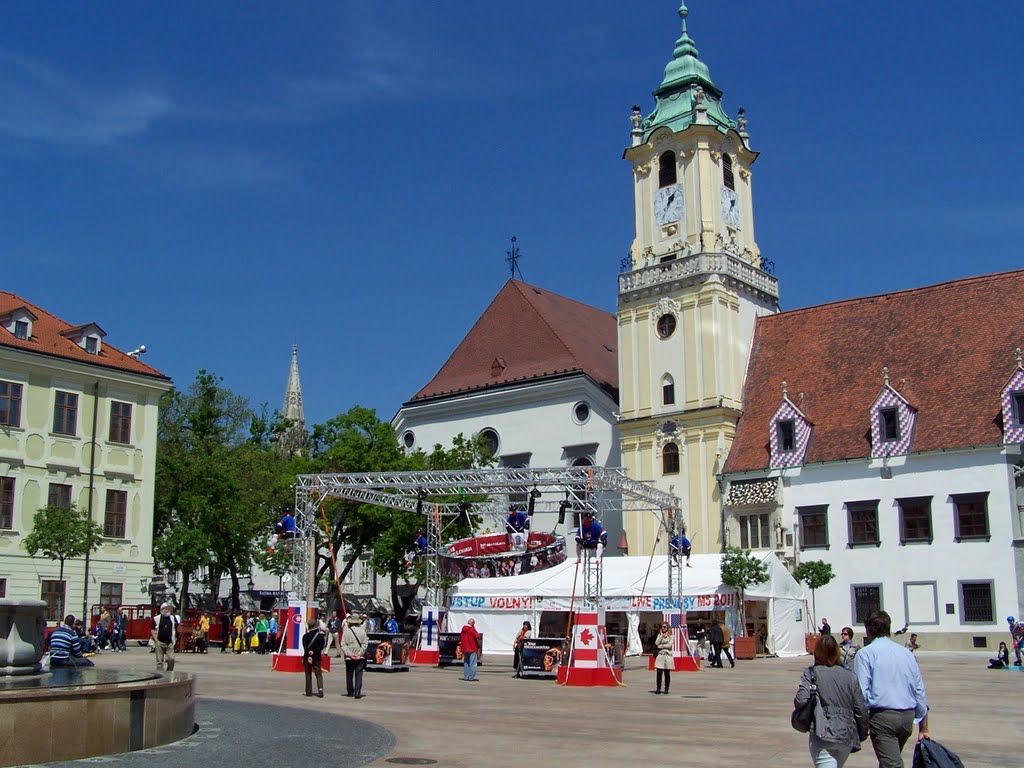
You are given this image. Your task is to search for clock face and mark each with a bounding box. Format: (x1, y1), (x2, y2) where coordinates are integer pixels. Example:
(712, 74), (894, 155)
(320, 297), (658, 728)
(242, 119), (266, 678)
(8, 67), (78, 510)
(720, 186), (740, 229)
(654, 184), (684, 227)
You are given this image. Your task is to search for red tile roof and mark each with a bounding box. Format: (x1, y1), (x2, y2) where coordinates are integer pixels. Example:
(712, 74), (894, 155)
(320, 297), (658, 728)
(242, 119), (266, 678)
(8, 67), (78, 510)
(0, 291), (169, 381)
(411, 279), (617, 402)
(723, 270), (1024, 473)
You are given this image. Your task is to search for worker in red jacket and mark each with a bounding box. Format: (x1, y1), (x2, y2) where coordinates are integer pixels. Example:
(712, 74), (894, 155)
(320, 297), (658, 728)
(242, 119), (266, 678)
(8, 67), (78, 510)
(460, 618), (482, 682)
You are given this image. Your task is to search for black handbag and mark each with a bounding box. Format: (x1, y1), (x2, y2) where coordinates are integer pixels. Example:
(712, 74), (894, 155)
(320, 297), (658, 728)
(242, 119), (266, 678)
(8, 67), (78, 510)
(791, 668), (818, 733)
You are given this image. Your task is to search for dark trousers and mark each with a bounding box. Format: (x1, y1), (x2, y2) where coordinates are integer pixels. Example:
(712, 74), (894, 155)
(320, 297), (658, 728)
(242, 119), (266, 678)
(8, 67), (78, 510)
(722, 645), (734, 667)
(345, 658), (365, 696)
(303, 659), (323, 696)
(869, 708), (915, 768)
(656, 668), (671, 692)
(257, 632), (268, 654)
(711, 642), (723, 666)
(513, 647), (521, 676)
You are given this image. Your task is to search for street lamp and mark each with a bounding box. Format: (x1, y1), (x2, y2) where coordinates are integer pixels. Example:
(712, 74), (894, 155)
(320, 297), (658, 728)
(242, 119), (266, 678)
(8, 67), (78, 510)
(247, 578), (255, 594)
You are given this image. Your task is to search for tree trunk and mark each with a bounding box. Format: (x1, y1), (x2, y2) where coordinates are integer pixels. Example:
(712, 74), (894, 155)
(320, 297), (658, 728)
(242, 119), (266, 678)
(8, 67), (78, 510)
(811, 589), (817, 628)
(229, 563), (240, 611)
(58, 557), (66, 620)
(181, 572), (191, 612)
(210, 569), (222, 608)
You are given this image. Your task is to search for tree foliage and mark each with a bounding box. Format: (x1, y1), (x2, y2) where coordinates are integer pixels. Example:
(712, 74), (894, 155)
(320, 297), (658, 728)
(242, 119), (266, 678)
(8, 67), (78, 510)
(23, 503), (103, 617)
(793, 560), (835, 627)
(720, 547), (770, 637)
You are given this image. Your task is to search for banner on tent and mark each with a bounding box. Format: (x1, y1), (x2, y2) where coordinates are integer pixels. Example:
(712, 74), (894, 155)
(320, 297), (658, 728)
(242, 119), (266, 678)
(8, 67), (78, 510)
(449, 592), (735, 612)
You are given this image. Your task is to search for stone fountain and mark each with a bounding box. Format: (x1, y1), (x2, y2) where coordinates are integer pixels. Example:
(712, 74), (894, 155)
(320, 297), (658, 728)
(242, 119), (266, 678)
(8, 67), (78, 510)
(0, 599), (196, 766)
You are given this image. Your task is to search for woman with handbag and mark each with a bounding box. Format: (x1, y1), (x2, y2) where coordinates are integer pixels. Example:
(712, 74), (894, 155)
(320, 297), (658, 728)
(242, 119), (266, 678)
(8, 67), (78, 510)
(653, 622), (673, 694)
(512, 621), (531, 678)
(792, 634), (869, 767)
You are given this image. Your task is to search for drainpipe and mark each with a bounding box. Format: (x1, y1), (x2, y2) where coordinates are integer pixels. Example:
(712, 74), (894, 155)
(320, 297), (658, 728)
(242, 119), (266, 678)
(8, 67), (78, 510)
(82, 381), (100, 620)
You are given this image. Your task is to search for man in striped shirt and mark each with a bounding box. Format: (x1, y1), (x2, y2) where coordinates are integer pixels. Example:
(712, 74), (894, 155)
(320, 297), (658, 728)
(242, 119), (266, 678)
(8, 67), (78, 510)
(49, 615), (94, 668)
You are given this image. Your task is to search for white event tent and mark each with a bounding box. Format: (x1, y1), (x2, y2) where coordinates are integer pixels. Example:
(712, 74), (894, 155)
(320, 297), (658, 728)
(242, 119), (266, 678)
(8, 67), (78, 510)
(446, 552), (808, 658)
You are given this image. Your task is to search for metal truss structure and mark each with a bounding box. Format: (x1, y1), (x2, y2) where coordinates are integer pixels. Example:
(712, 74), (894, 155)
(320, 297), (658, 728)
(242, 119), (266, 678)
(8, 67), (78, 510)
(291, 466), (683, 611)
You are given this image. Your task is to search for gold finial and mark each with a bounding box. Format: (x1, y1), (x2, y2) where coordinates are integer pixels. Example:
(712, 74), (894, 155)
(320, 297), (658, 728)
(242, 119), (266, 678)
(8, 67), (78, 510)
(1015, 348), (1022, 368)
(882, 367), (890, 386)
(781, 380), (788, 398)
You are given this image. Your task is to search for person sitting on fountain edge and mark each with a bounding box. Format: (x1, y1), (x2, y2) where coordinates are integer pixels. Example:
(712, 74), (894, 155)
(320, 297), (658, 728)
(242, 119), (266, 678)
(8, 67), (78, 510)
(575, 511), (608, 563)
(669, 533), (693, 567)
(49, 615), (95, 668)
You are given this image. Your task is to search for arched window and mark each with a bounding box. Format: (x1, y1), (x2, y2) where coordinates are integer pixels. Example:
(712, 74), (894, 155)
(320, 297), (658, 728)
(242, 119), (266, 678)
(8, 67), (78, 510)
(722, 153), (735, 191)
(658, 151), (677, 188)
(662, 442), (680, 475)
(662, 375), (675, 406)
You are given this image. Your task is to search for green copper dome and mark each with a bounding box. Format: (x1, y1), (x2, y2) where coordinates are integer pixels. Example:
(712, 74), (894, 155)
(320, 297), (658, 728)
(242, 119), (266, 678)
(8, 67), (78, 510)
(641, 2), (738, 140)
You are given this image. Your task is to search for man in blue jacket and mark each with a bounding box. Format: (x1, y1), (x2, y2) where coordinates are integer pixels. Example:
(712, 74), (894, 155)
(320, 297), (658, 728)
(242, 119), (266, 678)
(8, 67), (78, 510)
(575, 511), (608, 563)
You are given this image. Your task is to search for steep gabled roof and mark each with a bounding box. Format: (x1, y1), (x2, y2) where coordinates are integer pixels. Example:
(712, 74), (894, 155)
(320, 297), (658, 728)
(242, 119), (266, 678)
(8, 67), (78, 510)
(411, 280), (617, 403)
(723, 270), (1024, 473)
(0, 290), (169, 381)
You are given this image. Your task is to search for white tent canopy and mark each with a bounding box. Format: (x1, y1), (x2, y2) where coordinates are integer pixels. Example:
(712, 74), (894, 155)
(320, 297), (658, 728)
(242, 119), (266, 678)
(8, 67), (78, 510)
(446, 553), (807, 658)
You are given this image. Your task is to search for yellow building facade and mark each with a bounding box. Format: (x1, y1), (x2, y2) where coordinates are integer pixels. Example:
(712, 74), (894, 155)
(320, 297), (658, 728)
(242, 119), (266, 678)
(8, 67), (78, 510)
(617, 5), (779, 557)
(0, 293), (171, 620)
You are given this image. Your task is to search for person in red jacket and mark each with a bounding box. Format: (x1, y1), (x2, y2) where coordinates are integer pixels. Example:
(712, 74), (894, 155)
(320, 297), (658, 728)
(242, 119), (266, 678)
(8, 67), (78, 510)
(460, 619), (482, 681)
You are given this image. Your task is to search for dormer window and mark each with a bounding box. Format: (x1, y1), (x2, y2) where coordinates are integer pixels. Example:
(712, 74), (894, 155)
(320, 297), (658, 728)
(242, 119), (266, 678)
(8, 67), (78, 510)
(1014, 392), (1024, 427)
(769, 389), (812, 469)
(658, 151), (677, 188)
(777, 420), (796, 451)
(60, 322), (106, 356)
(869, 378), (915, 458)
(2, 307), (36, 340)
(722, 153), (735, 191)
(880, 408), (901, 441)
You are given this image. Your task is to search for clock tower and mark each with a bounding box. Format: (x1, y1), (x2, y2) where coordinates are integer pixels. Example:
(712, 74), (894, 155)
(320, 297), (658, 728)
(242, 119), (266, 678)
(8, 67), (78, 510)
(617, 2), (779, 557)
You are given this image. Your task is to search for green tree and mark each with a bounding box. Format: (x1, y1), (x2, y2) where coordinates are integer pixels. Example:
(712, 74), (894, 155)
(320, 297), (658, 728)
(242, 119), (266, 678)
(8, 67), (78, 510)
(720, 547), (770, 636)
(792, 560), (835, 629)
(23, 503), (103, 618)
(155, 370), (298, 610)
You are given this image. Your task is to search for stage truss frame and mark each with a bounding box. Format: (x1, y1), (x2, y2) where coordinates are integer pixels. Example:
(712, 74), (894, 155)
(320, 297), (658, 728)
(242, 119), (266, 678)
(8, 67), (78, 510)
(291, 466), (685, 613)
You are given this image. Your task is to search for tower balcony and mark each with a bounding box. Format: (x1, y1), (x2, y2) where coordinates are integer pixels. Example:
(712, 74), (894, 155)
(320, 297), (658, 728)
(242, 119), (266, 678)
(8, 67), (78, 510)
(618, 251), (779, 303)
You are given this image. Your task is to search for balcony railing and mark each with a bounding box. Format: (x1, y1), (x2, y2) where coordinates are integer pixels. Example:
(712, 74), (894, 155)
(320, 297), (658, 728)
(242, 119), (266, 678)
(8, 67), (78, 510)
(618, 251), (779, 299)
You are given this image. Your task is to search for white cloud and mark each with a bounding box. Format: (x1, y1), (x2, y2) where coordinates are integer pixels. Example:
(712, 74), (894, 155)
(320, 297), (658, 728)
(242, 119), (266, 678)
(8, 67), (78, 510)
(0, 51), (171, 147)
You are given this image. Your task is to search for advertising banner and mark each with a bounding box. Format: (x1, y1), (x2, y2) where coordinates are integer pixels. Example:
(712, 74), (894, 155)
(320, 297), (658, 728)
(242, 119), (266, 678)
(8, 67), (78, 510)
(438, 632), (484, 667)
(365, 633), (410, 671)
(519, 637), (566, 677)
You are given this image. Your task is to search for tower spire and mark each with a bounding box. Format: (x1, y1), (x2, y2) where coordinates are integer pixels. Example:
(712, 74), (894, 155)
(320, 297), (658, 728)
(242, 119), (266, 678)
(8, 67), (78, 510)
(278, 343), (307, 455)
(673, 2), (699, 60)
(636, 1), (739, 141)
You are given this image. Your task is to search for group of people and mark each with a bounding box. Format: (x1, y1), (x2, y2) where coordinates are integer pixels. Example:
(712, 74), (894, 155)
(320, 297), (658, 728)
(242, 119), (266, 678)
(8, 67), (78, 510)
(219, 610), (279, 655)
(794, 610), (929, 768)
(300, 611), (372, 698)
(90, 605), (130, 652)
(683, 620), (734, 669)
(988, 615), (1024, 668)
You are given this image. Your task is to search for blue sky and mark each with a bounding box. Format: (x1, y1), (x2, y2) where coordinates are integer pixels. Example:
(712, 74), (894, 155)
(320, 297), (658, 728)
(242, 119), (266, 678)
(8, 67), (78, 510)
(2, 2), (1020, 427)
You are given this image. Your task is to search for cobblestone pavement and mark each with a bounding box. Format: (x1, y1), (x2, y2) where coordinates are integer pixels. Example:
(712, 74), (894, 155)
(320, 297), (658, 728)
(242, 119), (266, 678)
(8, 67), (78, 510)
(44, 647), (1017, 768)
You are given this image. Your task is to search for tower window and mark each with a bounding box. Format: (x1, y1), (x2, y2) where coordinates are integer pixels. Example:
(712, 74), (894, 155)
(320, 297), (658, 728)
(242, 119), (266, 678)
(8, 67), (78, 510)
(722, 153), (735, 191)
(662, 442), (680, 475)
(656, 314), (676, 339)
(402, 431), (415, 449)
(880, 408), (900, 441)
(658, 151), (677, 188)
(573, 401), (591, 425)
(662, 375), (675, 406)
(777, 420), (796, 451)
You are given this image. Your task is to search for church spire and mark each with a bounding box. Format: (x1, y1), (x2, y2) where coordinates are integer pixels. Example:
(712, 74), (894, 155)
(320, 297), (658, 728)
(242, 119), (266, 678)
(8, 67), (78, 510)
(277, 343), (307, 455)
(638, 1), (739, 141)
